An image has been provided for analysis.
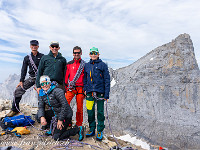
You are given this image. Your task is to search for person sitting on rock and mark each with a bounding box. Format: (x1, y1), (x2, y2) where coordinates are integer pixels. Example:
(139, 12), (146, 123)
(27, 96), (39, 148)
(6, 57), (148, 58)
(83, 47), (110, 141)
(37, 75), (84, 141)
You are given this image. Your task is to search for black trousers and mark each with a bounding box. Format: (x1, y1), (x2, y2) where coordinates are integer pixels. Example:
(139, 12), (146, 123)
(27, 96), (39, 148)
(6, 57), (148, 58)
(12, 77), (36, 112)
(36, 110), (79, 141)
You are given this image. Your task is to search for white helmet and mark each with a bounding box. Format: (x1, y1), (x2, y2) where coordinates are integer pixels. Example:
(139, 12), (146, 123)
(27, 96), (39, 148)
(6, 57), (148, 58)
(40, 75), (51, 84)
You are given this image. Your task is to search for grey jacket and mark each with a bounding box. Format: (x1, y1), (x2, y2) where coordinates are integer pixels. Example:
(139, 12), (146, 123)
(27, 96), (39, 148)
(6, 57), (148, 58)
(38, 84), (73, 121)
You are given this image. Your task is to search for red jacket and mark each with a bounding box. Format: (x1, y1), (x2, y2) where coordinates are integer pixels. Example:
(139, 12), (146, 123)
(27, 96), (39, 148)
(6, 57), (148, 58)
(65, 58), (84, 89)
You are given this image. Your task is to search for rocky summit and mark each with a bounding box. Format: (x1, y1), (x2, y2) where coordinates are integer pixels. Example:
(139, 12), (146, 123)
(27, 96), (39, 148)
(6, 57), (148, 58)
(108, 33), (200, 149)
(0, 33), (200, 149)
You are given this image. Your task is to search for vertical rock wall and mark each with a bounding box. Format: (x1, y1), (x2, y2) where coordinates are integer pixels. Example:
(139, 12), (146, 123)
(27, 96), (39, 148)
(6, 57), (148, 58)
(108, 34), (200, 149)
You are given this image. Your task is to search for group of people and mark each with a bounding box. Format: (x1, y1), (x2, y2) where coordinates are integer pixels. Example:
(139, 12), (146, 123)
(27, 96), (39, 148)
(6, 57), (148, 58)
(6, 40), (110, 142)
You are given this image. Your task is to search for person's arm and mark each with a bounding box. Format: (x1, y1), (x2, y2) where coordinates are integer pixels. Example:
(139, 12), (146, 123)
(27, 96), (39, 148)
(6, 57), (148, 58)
(55, 88), (73, 121)
(64, 64), (69, 90)
(20, 56), (28, 83)
(103, 63), (110, 99)
(37, 95), (46, 123)
(83, 65), (87, 94)
(36, 57), (45, 88)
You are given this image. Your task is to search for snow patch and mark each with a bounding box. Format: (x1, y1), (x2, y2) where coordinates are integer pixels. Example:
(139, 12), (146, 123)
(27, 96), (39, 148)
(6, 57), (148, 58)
(150, 58), (154, 61)
(116, 134), (150, 150)
(111, 78), (116, 87)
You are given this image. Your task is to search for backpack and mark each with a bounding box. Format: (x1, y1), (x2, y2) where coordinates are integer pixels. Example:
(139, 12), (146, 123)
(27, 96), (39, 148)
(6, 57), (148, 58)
(0, 115), (35, 130)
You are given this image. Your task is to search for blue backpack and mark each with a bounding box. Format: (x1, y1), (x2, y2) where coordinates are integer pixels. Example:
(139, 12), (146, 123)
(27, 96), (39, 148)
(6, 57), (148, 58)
(0, 115), (35, 130)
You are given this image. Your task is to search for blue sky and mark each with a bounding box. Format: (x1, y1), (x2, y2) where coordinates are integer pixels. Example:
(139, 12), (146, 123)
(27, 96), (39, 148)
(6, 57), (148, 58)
(0, 0), (200, 83)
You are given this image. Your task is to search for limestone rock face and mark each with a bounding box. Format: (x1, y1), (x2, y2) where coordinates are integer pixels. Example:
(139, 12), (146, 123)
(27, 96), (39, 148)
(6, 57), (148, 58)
(108, 33), (200, 149)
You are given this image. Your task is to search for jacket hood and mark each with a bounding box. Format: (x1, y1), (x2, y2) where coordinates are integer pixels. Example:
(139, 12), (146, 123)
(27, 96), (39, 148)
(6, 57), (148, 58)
(39, 83), (56, 96)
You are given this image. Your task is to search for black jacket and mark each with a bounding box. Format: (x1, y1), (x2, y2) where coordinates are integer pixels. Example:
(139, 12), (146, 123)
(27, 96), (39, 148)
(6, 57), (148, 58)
(20, 52), (44, 82)
(38, 84), (73, 121)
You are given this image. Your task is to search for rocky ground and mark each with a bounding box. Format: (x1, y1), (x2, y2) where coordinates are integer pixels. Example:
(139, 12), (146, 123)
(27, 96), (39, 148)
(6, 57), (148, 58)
(0, 100), (158, 150)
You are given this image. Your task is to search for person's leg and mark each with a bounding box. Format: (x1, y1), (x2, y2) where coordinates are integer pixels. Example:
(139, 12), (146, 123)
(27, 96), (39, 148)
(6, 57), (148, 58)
(96, 93), (105, 141)
(86, 93), (96, 132)
(65, 90), (75, 105)
(53, 117), (79, 141)
(96, 93), (105, 132)
(11, 77), (35, 113)
(75, 87), (84, 126)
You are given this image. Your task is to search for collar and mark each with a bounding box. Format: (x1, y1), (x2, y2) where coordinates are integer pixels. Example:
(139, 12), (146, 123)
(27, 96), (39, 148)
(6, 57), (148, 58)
(39, 83), (56, 96)
(74, 58), (81, 63)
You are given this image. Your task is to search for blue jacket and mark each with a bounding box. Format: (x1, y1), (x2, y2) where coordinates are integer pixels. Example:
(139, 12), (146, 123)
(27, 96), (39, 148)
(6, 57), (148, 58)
(84, 58), (110, 99)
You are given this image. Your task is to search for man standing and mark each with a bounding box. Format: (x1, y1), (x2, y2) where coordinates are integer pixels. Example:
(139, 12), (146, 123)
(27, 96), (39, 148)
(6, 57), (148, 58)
(84, 47), (110, 141)
(65, 46), (85, 141)
(6, 40), (44, 117)
(36, 41), (66, 93)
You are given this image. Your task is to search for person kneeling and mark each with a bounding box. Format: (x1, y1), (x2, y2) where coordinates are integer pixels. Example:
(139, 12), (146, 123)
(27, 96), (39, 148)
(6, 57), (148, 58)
(37, 75), (84, 141)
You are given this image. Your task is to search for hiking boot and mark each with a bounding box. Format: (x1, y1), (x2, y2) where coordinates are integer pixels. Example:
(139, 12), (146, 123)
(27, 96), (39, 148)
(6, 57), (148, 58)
(6, 110), (19, 117)
(78, 126), (84, 141)
(96, 131), (103, 141)
(86, 130), (95, 137)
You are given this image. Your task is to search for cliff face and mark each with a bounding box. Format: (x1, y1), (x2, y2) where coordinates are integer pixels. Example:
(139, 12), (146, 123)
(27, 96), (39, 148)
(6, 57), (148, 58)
(109, 34), (200, 149)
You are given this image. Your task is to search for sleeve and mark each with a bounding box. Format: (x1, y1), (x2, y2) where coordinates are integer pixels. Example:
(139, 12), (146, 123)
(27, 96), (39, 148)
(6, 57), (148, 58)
(36, 57), (45, 88)
(55, 88), (73, 121)
(37, 96), (45, 119)
(64, 64), (69, 90)
(20, 56), (28, 82)
(103, 63), (110, 99)
(83, 65), (87, 92)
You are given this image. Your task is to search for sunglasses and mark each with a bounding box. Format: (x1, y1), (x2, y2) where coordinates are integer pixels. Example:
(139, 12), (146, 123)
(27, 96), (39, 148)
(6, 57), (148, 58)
(41, 82), (50, 86)
(90, 51), (98, 55)
(73, 52), (81, 54)
(51, 45), (59, 48)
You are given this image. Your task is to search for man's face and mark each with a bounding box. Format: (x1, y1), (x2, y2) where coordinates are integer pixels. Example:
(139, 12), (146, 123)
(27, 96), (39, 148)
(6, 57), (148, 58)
(30, 44), (39, 52)
(41, 81), (51, 91)
(50, 45), (60, 56)
(73, 49), (82, 60)
(89, 51), (99, 60)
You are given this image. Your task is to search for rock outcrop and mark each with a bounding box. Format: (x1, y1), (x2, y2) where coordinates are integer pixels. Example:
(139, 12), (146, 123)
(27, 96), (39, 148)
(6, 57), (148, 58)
(108, 33), (200, 149)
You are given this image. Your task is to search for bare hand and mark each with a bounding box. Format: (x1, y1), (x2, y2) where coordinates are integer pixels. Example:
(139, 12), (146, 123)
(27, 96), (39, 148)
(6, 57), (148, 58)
(40, 117), (47, 126)
(16, 82), (23, 88)
(37, 88), (41, 94)
(57, 120), (64, 130)
(84, 91), (86, 96)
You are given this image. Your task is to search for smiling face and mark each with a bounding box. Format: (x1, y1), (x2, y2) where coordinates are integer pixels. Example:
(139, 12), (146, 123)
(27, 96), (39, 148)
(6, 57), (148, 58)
(50, 45), (60, 57)
(89, 51), (100, 60)
(30, 44), (39, 52)
(73, 49), (82, 60)
(41, 81), (51, 91)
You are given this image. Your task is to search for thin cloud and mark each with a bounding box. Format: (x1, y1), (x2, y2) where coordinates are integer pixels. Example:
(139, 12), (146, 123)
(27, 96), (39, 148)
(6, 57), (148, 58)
(0, 0), (200, 82)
